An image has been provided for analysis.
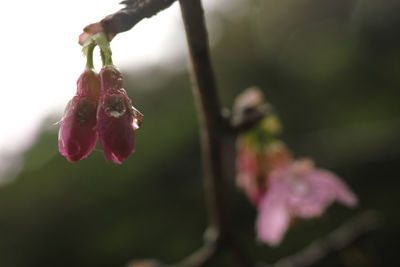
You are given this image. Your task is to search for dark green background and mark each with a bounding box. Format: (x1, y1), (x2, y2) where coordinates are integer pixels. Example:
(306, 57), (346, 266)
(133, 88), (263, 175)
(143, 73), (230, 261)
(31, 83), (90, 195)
(0, 0), (399, 266)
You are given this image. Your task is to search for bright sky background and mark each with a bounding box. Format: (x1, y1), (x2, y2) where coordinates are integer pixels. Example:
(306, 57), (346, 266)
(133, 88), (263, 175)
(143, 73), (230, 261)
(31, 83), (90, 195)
(0, 0), (245, 180)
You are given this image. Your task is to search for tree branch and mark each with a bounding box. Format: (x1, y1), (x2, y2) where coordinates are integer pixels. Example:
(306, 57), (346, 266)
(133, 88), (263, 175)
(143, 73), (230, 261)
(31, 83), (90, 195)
(179, 0), (230, 241)
(83, 0), (177, 41)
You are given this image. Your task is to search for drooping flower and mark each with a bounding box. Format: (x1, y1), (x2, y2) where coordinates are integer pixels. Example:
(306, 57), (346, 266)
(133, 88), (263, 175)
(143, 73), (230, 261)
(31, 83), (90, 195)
(255, 158), (358, 246)
(97, 65), (143, 164)
(58, 69), (100, 162)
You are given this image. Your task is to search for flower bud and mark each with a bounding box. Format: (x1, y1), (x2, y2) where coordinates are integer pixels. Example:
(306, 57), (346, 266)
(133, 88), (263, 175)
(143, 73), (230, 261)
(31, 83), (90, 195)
(76, 69), (100, 99)
(58, 69), (100, 161)
(97, 65), (143, 164)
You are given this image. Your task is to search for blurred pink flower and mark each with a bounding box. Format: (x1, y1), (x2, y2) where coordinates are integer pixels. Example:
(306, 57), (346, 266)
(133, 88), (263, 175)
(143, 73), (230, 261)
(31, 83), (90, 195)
(256, 159), (358, 246)
(236, 141), (292, 205)
(58, 69), (100, 162)
(97, 65), (143, 164)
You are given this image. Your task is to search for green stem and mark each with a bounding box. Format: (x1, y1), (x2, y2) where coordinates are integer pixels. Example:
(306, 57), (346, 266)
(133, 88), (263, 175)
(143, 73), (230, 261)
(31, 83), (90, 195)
(85, 43), (96, 69)
(92, 32), (113, 67)
(100, 49), (113, 66)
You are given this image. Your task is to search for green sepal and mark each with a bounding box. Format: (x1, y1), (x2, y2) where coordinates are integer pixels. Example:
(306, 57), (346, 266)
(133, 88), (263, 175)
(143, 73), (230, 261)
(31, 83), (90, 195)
(240, 114), (282, 151)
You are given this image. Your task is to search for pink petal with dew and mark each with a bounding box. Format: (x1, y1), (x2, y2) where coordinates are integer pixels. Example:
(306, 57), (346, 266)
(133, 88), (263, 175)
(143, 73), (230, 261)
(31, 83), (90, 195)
(284, 169), (335, 218)
(274, 160), (358, 218)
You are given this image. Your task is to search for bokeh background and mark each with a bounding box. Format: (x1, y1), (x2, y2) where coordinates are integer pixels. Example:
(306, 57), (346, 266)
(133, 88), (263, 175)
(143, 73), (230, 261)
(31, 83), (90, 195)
(0, 0), (399, 266)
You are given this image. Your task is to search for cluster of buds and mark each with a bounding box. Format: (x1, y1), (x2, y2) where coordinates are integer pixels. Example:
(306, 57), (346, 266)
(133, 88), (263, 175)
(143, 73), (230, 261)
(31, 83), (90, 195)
(234, 88), (357, 246)
(58, 34), (143, 164)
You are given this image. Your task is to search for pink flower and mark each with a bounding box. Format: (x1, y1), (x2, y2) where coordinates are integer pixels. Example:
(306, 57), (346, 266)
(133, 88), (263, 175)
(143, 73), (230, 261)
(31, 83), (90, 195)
(97, 65), (143, 164)
(58, 69), (100, 162)
(236, 141), (292, 205)
(256, 159), (358, 246)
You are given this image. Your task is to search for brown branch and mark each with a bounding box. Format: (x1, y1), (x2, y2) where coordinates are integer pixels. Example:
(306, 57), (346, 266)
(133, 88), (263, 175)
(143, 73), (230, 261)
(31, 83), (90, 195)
(179, 0), (230, 241)
(178, 0), (253, 266)
(83, 0), (177, 41)
(103, 0), (176, 37)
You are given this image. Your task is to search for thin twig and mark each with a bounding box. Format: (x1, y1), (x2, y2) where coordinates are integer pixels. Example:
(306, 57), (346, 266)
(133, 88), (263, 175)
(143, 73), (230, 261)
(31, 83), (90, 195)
(126, 211), (379, 267)
(125, 243), (218, 267)
(174, 243), (219, 267)
(256, 211), (381, 267)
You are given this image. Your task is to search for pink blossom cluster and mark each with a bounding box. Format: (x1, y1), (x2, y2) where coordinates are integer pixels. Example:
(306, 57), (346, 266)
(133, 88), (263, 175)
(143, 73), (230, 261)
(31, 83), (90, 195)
(58, 66), (143, 164)
(236, 136), (357, 246)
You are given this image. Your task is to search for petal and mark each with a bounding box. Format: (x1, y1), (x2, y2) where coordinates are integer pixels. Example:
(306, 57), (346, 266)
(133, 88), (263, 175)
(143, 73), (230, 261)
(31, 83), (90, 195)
(97, 66), (141, 164)
(97, 95), (135, 164)
(99, 66), (123, 91)
(256, 187), (291, 246)
(312, 170), (358, 207)
(285, 173), (329, 218)
(58, 96), (98, 161)
(287, 167), (357, 217)
(76, 69), (100, 99)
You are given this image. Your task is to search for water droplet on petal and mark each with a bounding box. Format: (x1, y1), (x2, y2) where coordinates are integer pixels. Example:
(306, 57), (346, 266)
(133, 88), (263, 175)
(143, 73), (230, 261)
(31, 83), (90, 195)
(109, 110), (125, 118)
(104, 94), (126, 118)
(291, 179), (310, 196)
(133, 118), (139, 130)
(131, 105), (144, 126)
